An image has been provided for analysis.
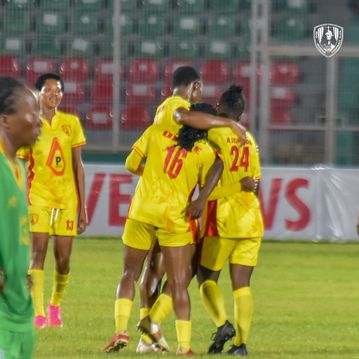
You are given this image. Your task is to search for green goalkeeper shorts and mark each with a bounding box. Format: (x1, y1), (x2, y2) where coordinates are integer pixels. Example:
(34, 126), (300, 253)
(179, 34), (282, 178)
(0, 329), (34, 359)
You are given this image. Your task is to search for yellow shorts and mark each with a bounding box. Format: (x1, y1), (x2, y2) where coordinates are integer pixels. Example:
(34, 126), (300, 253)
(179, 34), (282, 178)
(200, 236), (262, 270)
(122, 218), (193, 250)
(29, 206), (77, 236)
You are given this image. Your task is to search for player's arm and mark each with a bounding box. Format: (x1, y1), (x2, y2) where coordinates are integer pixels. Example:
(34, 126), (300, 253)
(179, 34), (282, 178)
(357, 214), (359, 235)
(174, 107), (246, 144)
(125, 149), (144, 176)
(186, 157), (223, 219)
(72, 146), (87, 234)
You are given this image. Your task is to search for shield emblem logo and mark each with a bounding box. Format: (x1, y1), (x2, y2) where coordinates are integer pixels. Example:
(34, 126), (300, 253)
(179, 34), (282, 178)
(313, 24), (344, 58)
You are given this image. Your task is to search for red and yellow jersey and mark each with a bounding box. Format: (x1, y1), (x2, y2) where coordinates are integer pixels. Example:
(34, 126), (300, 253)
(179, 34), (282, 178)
(203, 128), (264, 238)
(153, 95), (191, 133)
(128, 125), (216, 233)
(17, 111), (86, 209)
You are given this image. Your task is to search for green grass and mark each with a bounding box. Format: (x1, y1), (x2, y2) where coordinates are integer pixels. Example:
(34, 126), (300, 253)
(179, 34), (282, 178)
(35, 239), (359, 359)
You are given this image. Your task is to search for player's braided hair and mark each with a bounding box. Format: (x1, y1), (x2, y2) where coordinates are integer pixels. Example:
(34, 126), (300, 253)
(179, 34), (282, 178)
(218, 84), (245, 119)
(0, 77), (25, 115)
(177, 102), (216, 151)
(35, 73), (64, 92)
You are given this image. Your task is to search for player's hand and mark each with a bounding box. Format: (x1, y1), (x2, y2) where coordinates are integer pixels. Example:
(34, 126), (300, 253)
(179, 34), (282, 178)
(0, 269), (5, 294)
(77, 207), (88, 235)
(186, 198), (206, 219)
(240, 176), (256, 192)
(230, 121), (246, 145)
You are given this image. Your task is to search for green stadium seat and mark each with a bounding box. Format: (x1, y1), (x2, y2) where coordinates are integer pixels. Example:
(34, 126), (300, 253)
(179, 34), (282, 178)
(37, 11), (66, 34)
(141, 0), (170, 12)
(74, 0), (103, 11)
(66, 37), (94, 57)
(168, 39), (199, 58)
(176, 0), (205, 13)
(208, 0), (239, 12)
(207, 15), (236, 38)
(204, 39), (232, 59)
(4, 0), (35, 9)
(104, 14), (133, 35)
(3, 9), (32, 33)
(336, 131), (354, 165)
(138, 14), (166, 36)
(272, 16), (307, 42)
(40, 0), (71, 10)
(119, 0), (138, 11)
(0, 36), (27, 56)
(272, 0), (310, 14)
(345, 22), (359, 44)
(31, 37), (62, 56)
(133, 39), (164, 58)
(173, 15), (201, 37)
(96, 39), (128, 58)
(233, 36), (251, 60)
(72, 11), (99, 35)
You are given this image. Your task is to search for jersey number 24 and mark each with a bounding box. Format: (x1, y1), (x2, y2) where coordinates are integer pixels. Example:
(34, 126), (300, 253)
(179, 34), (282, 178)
(230, 145), (249, 172)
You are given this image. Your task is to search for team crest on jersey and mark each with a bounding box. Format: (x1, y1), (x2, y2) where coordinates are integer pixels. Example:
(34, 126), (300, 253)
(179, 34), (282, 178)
(30, 213), (39, 225)
(313, 24), (343, 58)
(46, 138), (66, 176)
(62, 124), (72, 136)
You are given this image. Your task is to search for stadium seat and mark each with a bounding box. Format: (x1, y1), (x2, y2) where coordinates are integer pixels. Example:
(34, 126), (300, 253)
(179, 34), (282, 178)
(86, 106), (113, 129)
(271, 86), (295, 109)
(0, 56), (20, 77)
(40, 0), (71, 10)
(133, 39), (164, 58)
(271, 62), (299, 86)
(62, 82), (86, 104)
(208, 0), (239, 12)
(176, 0), (205, 12)
(59, 57), (89, 82)
(119, 0), (138, 11)
(204, 40), (232, 59)
(74, 0), (103, 11)
(345, 22), (359, 44)
(90, 82), (113, 105)
(168, 39), (198, 58)
(94, 59), (125, 82)
(5, 0), (35, 9)
(66, 37), (93, 57)
(200, 60), (229, 83)
(121, 105), (151, 130)
(104, 14), (133, 36)
(272, 16), (307, 42)
(36, 11), (66, 33)
(270, 108), (292, 124)
(138, 13), (166, 36)
(164, 59), (193, 85)
(201, 84), (223, 105)
(128, 59), (160, 84)
(161, 86), (172, 99)
(3, 9), (32, 33)
(173, 15), (201, 37)
(1, 36), (26, 56)
(97, 39), (129, 58)
(232, 61), (262, 89)
(125, 84), (156, 105)
(72, 11), (99, 35)
(31, 36), (62, 57)
(272, 0), (310, 14)
(207, 15), (236, 38)
(25, 57), (55, 85)
(141, 0), (170, 12)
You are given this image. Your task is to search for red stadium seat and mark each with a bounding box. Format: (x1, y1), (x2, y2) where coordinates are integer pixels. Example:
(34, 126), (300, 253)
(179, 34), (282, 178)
(271, 62), (299, 86)
(128, 58), (159, 83)
(62, 81), (85, 104)
(200, 60), (229, 83)
(121, 105), (151, 130)
(125, 84), (156, 105)
(232, 61), (262, 90)
(90, 82), (113, 105)
(271, 86), (295, 109)
(201, 84), (223, 105)
(270, 108), (292, 124)
(86, 106), (113, 129)
(0, 56), (20, 77)
(164, 59), (193, 85)
(25, 57), (55, 85)
(94, 58), (125, 83)
(59, 57), (89, 82)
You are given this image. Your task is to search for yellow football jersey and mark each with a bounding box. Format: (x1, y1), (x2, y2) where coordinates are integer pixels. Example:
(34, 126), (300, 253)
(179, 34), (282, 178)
(203, 129), (264, 238)
(17, 111), (86, 209)
(128, 125), (216, 233)
(153, 95), (191, 133)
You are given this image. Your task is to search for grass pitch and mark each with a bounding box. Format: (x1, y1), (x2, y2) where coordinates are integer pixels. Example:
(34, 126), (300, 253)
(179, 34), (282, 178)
(35, 239), (359, 359)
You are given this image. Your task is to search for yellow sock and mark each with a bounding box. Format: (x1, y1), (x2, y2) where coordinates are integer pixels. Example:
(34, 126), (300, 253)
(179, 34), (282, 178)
(140, 307), (152, 344)
(115, 298), (133, 333)
(149, 293), (173, 323)
(28, 269), (45, 317)
(199, 280), (227, 327)
(175, 320), (191, 351)
(50, 271), (70, 306)
(233, 286), (253, 346)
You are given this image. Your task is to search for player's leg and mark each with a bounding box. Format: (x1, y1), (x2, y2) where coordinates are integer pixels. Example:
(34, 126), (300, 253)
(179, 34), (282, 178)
(198, 236), (236, 354)
(227, 237), (261, 356)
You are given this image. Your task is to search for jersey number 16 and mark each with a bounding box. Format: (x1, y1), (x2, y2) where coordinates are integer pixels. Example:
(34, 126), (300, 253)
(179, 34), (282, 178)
(164, 146), (188, 179)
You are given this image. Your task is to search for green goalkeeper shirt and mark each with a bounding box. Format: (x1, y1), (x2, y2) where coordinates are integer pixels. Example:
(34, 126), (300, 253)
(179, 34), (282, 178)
(0, 148), (33, 332)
